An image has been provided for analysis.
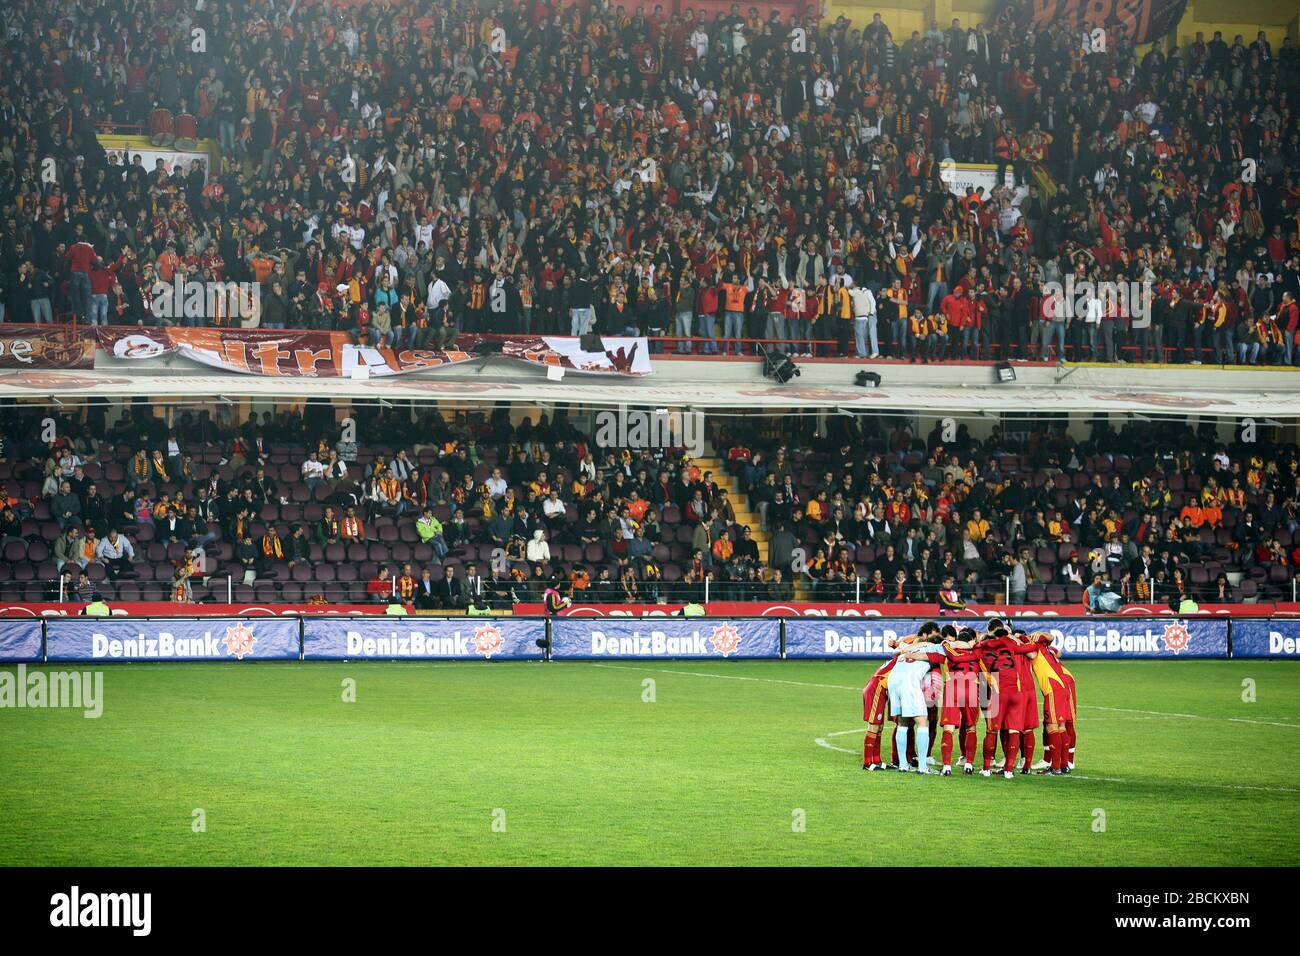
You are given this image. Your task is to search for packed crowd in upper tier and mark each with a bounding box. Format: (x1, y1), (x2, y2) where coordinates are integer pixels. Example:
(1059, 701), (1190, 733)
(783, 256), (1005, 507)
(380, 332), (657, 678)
(0, 1), (1298, 362)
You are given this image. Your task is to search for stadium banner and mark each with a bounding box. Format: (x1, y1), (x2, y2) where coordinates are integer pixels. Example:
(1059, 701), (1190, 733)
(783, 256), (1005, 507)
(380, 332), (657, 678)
(45, 617), (300, 662)
(550, 617), (781, 659)
(302, 617), (544, 660)
(1000, 0), (1188, 45)
(0, 326), (95, 369)
(502, 335), (651, 376)
(96, 327), (477, 378)
(98, 134), (214, 183)
(939, 161), (1019, 203)
(786, 616), (1229, 659)
(95, 328), (652, 377)
(786, 618), (932, 658)
(0, 619), (44, 662)
(513, 601), (1257, 618)
(1229, 619), (1300, 659)
(1043, 618), (1229, 658)
(0, 603), (389, 617)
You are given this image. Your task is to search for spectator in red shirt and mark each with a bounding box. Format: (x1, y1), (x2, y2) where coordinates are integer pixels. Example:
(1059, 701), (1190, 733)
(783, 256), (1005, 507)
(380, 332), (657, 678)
(66, 228), (97, 324)
(88, 255), (124, 326)
(367, 565), (393, 603)
(695, 277), (721, 356)
(1278, 292), (1299, 365)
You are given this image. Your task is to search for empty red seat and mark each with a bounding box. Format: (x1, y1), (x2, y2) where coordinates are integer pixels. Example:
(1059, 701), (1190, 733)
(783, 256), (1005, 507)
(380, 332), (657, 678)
(173, 113), (198, 149)
(149, 108), (175, 146)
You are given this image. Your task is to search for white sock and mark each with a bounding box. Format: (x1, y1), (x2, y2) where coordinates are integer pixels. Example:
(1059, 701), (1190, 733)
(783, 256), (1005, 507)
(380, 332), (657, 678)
(915, 727), (930, 771)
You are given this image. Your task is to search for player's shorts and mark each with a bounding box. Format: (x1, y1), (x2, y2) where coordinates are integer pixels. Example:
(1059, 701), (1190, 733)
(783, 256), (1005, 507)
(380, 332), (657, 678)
(1045, 684), (1076, 723)
(941, 673), (981, 726)
(1019, 688), (1040, 730)
(998, 686), (1030, 731)
(1043, 691), (1066, 725)
(863, 677), (888, 724)
(920, 670), (942, 708)
(982, 679), (1006, 727)
(888, 679), (927, 719)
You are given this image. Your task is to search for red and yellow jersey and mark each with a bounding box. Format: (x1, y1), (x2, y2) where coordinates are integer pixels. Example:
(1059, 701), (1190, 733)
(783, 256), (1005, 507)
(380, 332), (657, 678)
(1030, 652), (1067, 696)
(975, 635), (1036, 690)
(936, 641), (983, 678)
(468, 281), (487, 310)
(869, 654), (899, 688)
(1041, 639), (1074, 683)
(1010, 637), (1038, 694)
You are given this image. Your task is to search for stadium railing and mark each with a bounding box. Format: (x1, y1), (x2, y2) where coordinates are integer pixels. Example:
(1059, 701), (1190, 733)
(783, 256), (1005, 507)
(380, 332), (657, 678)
(0, 573), (1284, 609)
(3, 613), (1288, 662)
(10, 318), (1296, 366)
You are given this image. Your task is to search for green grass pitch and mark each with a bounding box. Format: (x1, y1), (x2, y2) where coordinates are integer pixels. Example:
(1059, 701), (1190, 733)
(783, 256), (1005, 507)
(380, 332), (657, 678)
(1, 660), (1297, 866)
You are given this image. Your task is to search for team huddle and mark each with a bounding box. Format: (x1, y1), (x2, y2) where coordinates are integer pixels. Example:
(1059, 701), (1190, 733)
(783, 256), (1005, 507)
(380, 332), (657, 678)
(862, 620), (1077, 777)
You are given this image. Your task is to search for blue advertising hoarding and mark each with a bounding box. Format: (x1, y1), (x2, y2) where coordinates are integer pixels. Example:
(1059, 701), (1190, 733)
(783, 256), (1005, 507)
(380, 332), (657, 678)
(785, 617), (1230, 659)
(303, 617), (545, 660)
(1230, 619), (1300, 659)
(1041, 618), (1228, 658)
(0, 620), (43, 662)
(786, 618), (933, 658)
(45, 617), (300, 662)
(550, 617), (781, 659)
(12, 614), (1264, 664)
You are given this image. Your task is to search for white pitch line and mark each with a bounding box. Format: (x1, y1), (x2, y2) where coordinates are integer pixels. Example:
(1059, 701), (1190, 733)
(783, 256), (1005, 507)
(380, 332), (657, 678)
(588, 665), (1300, 731)
(1066, 773), (1300, 795)
(815, 736), (860, 755)
(1081, 704), (1300, 730)
(814, 729), (1300, 793)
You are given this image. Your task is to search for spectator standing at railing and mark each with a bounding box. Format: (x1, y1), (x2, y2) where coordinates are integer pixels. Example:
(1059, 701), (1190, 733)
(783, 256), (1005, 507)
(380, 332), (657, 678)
(760, 277), (786, 353)
(671, 276), (696, 354)
(1211, 292), (1234, 365)
(850, 283), (878, 359)
(1162, 289), (1188, 363)
(17, 262), (55, 325)
(695, 276), (721, 356)
(1040, 285), (1067, 364)
(66, 231), (96, 325)
(260, 280), (287, 330)
(1079, 289), (1101, 360)
(1278, 292), (1300, 364)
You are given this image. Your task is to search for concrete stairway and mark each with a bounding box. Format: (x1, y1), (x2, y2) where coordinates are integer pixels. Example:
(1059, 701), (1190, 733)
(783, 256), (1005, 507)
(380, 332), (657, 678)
(692, 450), (826, 600)
(689, 453), (769, 567)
